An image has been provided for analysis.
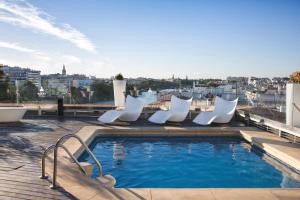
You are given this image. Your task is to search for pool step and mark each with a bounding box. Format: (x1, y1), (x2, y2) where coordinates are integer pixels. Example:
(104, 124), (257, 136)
(96, 175), (116, 188)
(79, 162), (116, 187)
(79, 162), (93, 177)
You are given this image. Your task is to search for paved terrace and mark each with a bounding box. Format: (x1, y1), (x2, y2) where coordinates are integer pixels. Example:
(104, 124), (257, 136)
(0, 117), (240, 200)
(0, 116), (300, 200)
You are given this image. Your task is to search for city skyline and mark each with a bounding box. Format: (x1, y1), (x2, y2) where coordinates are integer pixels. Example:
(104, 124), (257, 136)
(0, 0), (300, 79)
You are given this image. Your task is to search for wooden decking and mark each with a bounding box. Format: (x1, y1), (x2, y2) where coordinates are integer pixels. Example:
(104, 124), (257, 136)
(0, 118), (101, 200)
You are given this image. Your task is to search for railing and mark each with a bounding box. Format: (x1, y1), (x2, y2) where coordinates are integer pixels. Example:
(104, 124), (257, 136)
(40, 144), (87, 179)
(293, 103), (300, 112)
(238, 92), (286, 124)
(41, 133), (102, 189)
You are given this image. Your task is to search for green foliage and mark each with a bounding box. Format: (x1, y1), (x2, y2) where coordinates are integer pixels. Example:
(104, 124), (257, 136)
(131, 78), (221, 91)
(19, 81), (38, 101)
(70, 86), (89, 104)
(134, 80), (178, 91)
(114, 73), (124, 80)
(206, 81), (219, 88)
(90, 80), (113, 102)
(180, 79), (194, 87)
(197, 79), (221, 87)
(0, 68), (10, 101)
(7, 84), (16, 102)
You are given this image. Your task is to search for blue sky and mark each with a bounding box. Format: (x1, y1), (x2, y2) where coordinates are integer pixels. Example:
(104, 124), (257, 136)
(0, 0), (299, 78)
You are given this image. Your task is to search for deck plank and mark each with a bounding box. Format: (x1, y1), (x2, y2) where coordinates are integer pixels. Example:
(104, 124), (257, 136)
(0, 118), (93, 200)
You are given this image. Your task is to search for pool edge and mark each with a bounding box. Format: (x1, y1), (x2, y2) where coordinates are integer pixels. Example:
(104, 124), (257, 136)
(44, 125), (300, 200)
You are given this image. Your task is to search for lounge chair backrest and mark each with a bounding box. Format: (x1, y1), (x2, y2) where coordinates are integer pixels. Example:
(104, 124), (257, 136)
(124, 95), (144, 113)
(169, 95), (193, 113)
(214, 96), (238, 115)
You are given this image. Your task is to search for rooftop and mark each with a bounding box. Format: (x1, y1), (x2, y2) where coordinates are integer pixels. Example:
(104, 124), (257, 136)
(0, 115), (300, 199)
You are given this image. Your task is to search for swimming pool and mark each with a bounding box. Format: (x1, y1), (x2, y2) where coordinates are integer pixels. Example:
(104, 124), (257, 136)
(79, 136), (300, 188)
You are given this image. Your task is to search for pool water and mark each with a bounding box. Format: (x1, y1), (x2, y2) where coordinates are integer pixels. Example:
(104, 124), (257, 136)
(79, 136), (300, 188)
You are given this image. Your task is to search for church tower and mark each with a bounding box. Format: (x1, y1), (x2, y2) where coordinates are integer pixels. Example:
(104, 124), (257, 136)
(62, 64), (66, 76)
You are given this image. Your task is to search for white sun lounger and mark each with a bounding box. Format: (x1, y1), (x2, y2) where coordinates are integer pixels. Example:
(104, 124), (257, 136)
(98, 95), (144, 124)
(148, 95), (192, 124)
(193, 96), (238, 125)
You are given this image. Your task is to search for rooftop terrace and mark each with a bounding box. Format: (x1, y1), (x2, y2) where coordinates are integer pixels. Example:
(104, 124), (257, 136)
(0, 115), (300, 199)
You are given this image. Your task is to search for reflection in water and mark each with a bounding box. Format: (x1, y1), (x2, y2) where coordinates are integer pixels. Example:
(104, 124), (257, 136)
(262, 154), (300, 187)
(240, 142), (252, 152)
(230, 144), (237, 160)
(80, 137), (300, 188)
(143, 143), (154, 158)
(113, 143), (126, 166)
(188, 144), (192, 154)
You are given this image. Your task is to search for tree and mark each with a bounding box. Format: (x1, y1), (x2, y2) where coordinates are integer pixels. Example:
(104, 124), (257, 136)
(135, 80), (178, 91)
(0, 66), (16, 102)
(70, 86), (89, 104)
(19, 81), (38, 101)
(206, 81), (219, 88)
(0, 78), (10, 101)
(90, 80), (113, 102)
(0, 67), (10, 101)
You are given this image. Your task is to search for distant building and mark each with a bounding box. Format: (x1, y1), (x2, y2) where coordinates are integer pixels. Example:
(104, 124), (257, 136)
(226, 76), (248, 86)
(62, 64), (66, 76)
(44, 78), (69, 95)
(72, 79), (94, 89)
(0, 64), (7, 83)
(27, 70), (41, 89)
(248, 77), (271, 88)
(3, 65), (27, 83)
(41, 65), (94, 96)
(3, 65), (41, 89)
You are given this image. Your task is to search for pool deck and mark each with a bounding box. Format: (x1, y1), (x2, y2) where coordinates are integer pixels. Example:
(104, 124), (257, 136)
(1, 117), (300, 199)
(0, 118), (98, 200)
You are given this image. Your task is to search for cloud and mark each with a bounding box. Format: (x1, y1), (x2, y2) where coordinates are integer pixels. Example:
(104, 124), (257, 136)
(62, 55), (81, 64)
(0, 41), (36, 53)
(0, 41), (50, 60)
(0, 0), (96, 53)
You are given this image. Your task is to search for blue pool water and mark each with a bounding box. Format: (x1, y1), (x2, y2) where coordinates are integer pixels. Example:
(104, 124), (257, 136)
(79, 136), (300, 188)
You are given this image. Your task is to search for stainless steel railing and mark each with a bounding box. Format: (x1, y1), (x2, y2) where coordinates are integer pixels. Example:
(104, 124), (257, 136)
(40, 144), (87, 179)
(293, 103), (300, 112)
(40, 133), (102, 189)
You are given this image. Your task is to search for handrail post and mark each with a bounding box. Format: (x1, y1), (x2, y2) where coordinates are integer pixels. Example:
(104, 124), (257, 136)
(40, 144), (55, 179)
(50, 145), (58, 189)
(40, 155), (47, 179)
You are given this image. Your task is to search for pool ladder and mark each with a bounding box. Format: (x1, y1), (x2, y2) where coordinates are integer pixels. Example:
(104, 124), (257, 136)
(40, 133), (103, 189)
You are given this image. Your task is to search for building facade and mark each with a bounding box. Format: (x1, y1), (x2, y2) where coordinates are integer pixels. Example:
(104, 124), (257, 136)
(2, 65), (41, 89)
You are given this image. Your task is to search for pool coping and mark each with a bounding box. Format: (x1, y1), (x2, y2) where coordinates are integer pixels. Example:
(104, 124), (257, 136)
(44, 126), (300, 200)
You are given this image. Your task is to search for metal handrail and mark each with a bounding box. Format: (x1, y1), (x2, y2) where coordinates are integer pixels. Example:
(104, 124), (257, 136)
(293, 103), (300, 112)
(41, 133), (103, 189)
(40, 144), (87, 179)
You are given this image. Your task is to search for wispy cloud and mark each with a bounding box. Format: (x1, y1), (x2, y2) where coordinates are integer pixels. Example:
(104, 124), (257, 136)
(62, 55), (81, 64)
(0, 41), (50, 60)
(0, 0), (96, 53)
(0, 41), (36, 53)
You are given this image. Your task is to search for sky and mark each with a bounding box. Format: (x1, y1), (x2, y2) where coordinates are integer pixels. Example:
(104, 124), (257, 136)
(0, 0), (299, 79)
